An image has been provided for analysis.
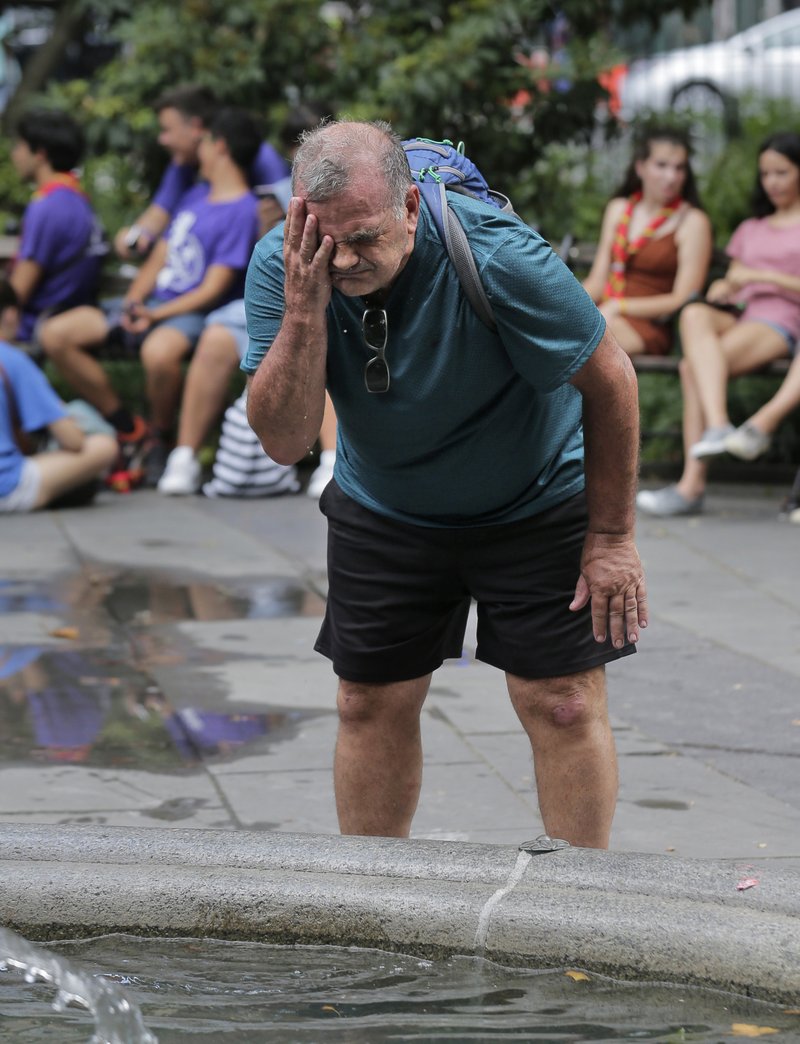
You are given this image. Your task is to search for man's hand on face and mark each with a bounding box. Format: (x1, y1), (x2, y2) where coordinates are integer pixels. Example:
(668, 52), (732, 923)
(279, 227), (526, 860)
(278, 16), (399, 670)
(283, 197), (334, 316)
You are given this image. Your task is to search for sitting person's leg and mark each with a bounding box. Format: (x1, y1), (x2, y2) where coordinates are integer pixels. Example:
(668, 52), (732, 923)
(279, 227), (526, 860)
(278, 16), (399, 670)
(139, 314), (203, 485)
(39, 307), (116, 415)
(30, 434), (119, 509)
(682, 305), (789, 458)
(639, 319), (793, 517)
(39, 304), (148, 442)
(159, 302), (245, 495)
(307, 392), (337, 499)
(725, 333), (800, 460)
(677, 302), (738, 455)
(637, 355), (708, 517)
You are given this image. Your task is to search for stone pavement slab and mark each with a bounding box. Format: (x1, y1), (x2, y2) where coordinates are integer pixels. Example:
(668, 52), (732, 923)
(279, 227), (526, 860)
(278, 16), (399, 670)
(0, 484), (797, 862)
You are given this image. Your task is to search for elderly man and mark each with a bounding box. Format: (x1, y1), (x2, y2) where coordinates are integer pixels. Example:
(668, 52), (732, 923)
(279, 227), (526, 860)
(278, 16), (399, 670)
(243, 120), (647, 848)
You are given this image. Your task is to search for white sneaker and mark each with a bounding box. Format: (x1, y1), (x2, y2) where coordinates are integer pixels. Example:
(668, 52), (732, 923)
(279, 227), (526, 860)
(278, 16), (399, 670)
(157, 446), (201, 495)
(307, 449), (335, 499)
(723, 422), (771, 461)
(636, 485), (704, 517)
(689, 424), (736, 459)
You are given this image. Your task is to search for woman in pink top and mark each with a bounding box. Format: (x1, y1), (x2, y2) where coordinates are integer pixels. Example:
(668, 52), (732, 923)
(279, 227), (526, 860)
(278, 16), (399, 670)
(638, 131), (800, 517)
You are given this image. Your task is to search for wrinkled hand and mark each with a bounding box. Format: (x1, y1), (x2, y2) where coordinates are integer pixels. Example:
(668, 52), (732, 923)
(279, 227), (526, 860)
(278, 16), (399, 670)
(570, 531), (648, 648)
(283, 197), (334, 315)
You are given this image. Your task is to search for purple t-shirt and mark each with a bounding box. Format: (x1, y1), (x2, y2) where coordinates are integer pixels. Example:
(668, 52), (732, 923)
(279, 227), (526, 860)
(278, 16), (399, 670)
(152, 142), (292, 214)
(16, 187), (105, 341)
(152, 183), (259, 306)
(0, 342), (66, 497)
(727, 216), (800, 342)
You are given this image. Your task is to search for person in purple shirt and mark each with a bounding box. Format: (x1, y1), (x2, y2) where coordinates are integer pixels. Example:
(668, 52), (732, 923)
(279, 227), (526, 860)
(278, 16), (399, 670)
(114, 84), (290, 260)
(39, 109), (261, 487)
(8, 109), (106, 345)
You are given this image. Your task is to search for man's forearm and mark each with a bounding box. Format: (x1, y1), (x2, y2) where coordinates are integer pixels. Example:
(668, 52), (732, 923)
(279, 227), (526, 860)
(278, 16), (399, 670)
(577, 336), (639, 535)
(247, 314), (328, 465)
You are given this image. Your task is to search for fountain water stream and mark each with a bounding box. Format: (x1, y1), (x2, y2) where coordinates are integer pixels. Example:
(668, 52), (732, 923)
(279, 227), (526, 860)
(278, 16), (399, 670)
(0, 926), (157, 1044)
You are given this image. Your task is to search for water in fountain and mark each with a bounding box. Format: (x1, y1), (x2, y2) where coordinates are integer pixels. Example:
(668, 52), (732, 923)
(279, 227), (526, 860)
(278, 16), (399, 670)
(0, 926), (157, 1044)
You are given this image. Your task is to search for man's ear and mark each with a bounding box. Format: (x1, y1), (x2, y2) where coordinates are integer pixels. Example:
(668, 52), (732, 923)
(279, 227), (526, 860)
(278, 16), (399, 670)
(406, 184), (421, 232)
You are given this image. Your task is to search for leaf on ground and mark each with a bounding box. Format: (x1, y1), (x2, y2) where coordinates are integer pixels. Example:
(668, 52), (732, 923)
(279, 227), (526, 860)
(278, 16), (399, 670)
(49, 626), (80, 640)
(731, 1024), (779, 1037)
(736, 877), (759, 890)
(322, 1004), (342, 1016)
(564, 970), (590, 982)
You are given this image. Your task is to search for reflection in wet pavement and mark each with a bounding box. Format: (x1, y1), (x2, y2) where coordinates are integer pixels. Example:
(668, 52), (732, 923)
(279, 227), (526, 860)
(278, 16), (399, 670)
(0, 571), (327, 773)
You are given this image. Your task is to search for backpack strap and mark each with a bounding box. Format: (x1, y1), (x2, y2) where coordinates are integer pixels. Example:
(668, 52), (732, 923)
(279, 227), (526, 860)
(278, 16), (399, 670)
(433, 182), (497, 331)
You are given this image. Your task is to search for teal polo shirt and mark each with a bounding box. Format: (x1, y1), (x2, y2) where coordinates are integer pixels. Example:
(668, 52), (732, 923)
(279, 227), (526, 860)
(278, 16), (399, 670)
(242, 193), (605, 527)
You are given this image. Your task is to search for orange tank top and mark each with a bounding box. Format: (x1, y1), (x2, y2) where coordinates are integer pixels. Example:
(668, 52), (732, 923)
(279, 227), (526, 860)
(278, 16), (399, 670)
(623, 232), (678, 298)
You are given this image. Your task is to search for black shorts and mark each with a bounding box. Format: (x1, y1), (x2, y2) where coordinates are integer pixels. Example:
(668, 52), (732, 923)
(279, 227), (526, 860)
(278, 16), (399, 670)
(315, 482), (635, 684)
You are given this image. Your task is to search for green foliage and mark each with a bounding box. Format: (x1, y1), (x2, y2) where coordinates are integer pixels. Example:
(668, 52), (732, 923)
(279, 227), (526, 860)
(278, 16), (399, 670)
(0, 140), (30, 234)
(8, 0), (718, 238)
(701, 97), (800, 243)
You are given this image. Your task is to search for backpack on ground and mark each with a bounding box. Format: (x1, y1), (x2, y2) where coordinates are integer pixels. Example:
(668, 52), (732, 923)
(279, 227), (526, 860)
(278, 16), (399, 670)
(402, 137), (518, 331)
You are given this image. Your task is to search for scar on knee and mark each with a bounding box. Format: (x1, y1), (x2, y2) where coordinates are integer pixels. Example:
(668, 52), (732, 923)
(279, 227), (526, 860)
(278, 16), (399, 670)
(551, 693), (587, 727)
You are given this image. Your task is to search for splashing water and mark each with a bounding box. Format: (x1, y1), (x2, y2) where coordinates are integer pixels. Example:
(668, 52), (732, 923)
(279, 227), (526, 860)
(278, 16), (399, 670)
(0, 926), (157, 1044)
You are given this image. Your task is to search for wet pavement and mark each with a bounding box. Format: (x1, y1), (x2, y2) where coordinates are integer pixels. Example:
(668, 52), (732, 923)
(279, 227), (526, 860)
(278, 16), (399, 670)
(0, 480), (798, 861)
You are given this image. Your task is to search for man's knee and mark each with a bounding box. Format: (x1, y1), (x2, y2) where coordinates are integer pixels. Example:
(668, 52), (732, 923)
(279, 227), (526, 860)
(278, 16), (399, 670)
(336, 676), (428, 728)
(509, 668), (607, 733)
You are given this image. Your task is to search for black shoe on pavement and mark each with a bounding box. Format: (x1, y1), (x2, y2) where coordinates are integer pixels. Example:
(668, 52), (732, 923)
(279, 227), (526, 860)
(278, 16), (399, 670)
(141, 438), (171, 488)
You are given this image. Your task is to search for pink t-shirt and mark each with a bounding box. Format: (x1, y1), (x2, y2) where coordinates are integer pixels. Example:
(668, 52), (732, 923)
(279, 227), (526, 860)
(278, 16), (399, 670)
(727, 216), (800, 343)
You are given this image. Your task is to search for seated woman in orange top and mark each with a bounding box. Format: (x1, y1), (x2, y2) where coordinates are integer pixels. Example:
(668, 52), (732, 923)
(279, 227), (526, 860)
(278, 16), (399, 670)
(583, 127), (713, 356)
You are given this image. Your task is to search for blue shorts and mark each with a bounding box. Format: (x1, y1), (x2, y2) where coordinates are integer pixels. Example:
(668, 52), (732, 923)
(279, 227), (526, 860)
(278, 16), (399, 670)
(203, 299), (248, 360)
(756, 320), (797, 356)
(102, 297), (206, 354)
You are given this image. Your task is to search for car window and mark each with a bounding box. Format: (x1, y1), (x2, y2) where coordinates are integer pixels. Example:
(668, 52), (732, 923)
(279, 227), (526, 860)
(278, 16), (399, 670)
(761, 26), (800, 48)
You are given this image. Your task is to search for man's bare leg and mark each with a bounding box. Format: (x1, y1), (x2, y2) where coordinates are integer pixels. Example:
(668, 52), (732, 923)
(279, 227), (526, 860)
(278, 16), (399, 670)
(507, 665), (617, 848)
(334, 674), (431, 837)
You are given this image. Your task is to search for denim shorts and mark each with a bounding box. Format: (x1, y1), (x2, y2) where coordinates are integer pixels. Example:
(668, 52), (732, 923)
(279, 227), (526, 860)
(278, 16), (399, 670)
(203, 299), (248, 360)
(102, 296), (206, 353)
(756, 320), (797, 356)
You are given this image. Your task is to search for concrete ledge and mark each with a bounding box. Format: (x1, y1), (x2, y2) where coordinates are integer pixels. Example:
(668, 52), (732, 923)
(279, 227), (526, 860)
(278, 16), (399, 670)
(1, 824), (798, 1004)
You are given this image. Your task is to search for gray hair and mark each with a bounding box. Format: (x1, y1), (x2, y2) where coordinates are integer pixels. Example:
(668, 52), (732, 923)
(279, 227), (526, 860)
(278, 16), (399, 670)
(292, 120), (412, 218)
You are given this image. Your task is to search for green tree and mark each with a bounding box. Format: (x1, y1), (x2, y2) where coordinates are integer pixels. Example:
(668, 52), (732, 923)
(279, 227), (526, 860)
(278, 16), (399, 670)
(1, 0), (710, 237)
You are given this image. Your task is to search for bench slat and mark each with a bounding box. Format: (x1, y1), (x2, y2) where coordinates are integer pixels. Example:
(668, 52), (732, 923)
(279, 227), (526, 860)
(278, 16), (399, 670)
(632, 355), (791, 377)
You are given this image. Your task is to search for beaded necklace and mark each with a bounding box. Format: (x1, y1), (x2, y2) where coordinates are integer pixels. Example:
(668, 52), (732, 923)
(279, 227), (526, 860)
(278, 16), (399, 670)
(603, 191), (682, 299)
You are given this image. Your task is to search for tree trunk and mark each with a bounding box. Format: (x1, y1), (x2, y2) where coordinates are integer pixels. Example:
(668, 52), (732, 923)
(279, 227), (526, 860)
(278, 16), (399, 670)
(2, 0), (88, 134)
